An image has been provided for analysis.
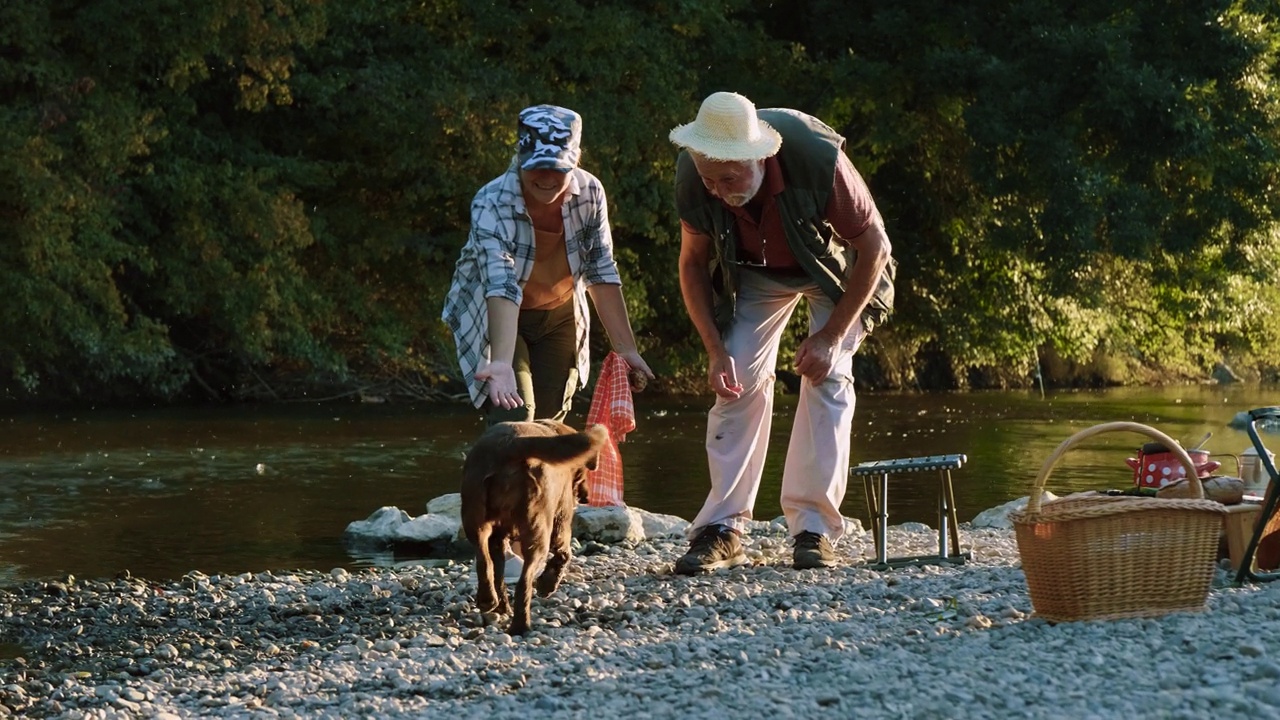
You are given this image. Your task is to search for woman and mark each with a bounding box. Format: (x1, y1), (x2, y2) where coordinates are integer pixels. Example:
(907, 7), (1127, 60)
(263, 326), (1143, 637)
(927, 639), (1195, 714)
(443, 104), (653, 424)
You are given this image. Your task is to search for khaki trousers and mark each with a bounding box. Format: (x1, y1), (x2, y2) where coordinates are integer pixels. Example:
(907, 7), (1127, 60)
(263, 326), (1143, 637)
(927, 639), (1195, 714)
(689, 268), (866, 542)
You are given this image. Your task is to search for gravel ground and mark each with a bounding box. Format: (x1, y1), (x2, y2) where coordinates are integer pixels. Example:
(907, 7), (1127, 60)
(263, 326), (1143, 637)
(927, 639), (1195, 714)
(2, 522), (1279, 719)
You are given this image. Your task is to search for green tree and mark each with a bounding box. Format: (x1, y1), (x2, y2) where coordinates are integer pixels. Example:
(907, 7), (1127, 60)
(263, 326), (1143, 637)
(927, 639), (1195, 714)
(783, 0), (1280, 386)
(3, 0), (1279, 406)
(0, 0), (331, 400)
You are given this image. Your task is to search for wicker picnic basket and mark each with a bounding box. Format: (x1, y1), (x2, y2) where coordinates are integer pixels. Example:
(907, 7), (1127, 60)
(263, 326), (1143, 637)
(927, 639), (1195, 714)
(1009, 421), (1227, 622)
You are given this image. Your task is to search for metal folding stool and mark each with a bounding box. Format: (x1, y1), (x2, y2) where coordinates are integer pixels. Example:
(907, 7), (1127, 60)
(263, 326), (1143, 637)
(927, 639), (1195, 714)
(1235, 407), (1280, 584)
(851, 454), (971, 570)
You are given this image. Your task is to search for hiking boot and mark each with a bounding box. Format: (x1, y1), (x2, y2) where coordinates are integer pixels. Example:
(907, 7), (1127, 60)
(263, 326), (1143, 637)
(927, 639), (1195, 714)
(674, 525), (748, 575)
(793, 531), (837, 569)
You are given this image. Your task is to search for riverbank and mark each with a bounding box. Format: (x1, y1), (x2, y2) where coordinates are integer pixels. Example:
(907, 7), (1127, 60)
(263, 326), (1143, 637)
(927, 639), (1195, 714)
(2, 522), (1279, 719)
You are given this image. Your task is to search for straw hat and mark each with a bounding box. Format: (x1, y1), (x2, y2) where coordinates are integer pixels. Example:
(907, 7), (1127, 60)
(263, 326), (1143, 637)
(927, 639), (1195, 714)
(668, 92), (782, 161)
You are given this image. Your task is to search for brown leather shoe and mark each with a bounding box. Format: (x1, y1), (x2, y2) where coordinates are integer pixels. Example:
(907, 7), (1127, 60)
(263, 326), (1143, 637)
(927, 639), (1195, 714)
(675, 525), (748, 575)
(793, 531), (837, 569)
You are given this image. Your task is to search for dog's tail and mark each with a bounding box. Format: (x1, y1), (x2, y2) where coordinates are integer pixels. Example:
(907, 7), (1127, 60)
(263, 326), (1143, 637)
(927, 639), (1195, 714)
(512, 424), (608, 466)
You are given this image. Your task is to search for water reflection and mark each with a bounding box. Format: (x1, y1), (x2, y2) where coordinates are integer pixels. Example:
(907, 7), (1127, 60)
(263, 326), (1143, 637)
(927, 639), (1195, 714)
(1, 385), (1278, 585)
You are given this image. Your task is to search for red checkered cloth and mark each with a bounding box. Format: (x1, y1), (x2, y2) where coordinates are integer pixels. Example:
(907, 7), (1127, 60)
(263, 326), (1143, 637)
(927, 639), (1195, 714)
(584, 352), (636, 506)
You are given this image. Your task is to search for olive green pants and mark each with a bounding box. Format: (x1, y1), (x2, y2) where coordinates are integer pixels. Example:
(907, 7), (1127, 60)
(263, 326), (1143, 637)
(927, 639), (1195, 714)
(485, 298), (578, 426)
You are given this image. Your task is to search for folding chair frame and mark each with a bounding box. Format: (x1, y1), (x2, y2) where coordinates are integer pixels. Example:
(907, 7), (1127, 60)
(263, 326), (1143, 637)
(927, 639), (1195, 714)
(851, 454), (971, 571)
(1233, 406), (1280, 584)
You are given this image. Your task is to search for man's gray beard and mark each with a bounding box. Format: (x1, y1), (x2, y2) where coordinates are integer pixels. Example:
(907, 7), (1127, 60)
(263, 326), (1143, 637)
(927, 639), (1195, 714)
(721, 166), (765, 207)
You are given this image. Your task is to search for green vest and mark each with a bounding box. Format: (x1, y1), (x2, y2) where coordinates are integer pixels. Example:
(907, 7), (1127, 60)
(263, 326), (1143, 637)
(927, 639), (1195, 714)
(675, 108), (896, 334)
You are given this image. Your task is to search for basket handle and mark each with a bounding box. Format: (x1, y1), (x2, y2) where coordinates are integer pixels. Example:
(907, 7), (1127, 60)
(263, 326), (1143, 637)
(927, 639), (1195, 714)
(1027, 421), (1204, 513)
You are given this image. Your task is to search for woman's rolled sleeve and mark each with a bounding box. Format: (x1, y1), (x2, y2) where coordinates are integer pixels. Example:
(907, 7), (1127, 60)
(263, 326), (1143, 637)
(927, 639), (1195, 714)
(472, 202), (523, 303)
(579, 183), (623, 287)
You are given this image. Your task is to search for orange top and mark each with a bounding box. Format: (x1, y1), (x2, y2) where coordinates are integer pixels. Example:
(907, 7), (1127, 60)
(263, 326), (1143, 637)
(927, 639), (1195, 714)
(521, 227), (574, 310)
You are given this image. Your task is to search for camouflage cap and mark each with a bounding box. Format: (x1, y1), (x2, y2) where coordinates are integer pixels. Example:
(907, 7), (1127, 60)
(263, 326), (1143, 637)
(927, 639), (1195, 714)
(517, 105), (582, 171)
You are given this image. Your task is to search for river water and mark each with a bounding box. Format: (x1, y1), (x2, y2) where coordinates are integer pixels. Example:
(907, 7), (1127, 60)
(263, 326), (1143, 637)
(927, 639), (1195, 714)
(3, 384), (1279, 586)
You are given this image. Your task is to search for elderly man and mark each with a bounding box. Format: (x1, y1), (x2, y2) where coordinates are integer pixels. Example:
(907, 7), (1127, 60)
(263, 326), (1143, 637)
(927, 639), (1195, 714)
(668, 91), (896, 573)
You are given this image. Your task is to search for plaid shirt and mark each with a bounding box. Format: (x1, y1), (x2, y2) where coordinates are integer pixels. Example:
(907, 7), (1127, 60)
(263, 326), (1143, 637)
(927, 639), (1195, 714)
(442, 161), (622, 407)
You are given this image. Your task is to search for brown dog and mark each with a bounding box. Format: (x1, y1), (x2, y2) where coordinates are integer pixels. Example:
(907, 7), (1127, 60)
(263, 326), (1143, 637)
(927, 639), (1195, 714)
(460, 419), (607, 635)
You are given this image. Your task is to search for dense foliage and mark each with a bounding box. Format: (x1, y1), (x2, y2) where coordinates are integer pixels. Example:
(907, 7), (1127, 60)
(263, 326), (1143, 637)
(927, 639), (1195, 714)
(3, 0), (1279, 404)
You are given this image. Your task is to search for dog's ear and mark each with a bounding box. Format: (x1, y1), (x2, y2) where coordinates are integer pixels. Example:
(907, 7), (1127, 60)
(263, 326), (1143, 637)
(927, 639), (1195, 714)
(574, 468), (590, 504)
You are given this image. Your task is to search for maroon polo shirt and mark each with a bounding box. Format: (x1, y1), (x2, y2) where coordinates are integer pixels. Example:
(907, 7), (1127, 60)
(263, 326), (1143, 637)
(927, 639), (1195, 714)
(683, 153), (881, 270)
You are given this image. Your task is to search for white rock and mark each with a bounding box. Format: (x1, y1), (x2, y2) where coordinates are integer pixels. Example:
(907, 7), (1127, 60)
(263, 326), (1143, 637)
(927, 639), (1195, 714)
(971, 493), (1059, 529)
(766, 515), (865, 538)
(344, 506), (412, 541)
(153, 643), (179, 661)
(573, 505), (645, 543)
(503, 552), (524, 583)
(396, 514), (460, 544)
(343, 506), (459, 546)
(842, 517), (867, 537)
(426, 493), (462, 518)
(634, 508), (690, 538)
(896, 521), (933, 534)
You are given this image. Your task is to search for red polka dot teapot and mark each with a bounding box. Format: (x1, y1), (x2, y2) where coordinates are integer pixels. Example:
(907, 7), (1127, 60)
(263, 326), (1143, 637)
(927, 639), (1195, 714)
(1125, 441), (1221, 489)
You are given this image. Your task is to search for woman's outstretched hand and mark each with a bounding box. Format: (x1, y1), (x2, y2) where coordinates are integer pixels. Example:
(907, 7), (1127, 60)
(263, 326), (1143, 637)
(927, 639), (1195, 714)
(475, 360), (523, 409)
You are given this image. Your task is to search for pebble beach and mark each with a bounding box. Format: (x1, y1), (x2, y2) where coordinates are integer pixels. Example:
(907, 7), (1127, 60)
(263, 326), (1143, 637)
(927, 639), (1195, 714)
(3, 520), (1280, 719)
